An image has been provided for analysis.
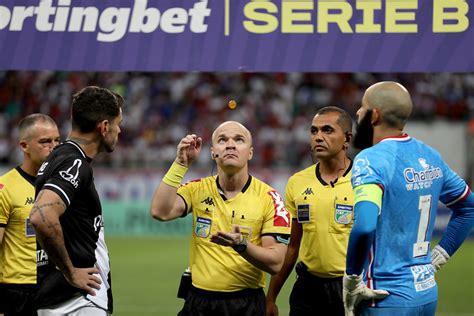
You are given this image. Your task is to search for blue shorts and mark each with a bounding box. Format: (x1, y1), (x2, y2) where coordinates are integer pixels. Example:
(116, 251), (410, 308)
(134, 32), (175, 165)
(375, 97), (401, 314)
(359, 301), (437, 316)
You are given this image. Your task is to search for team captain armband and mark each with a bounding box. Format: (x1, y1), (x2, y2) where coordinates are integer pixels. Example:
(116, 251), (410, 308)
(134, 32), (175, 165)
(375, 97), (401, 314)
(162, 162), (188, 188)
(354, 184), (383, 209)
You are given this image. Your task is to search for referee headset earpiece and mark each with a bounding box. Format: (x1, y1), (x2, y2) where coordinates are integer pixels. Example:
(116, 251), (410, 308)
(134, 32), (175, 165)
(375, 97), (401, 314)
(343, 133), (350, 150)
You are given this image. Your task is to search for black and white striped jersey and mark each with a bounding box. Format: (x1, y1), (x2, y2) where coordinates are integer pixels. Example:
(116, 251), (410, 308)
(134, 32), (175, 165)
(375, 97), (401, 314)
(35, 140), (113, 312)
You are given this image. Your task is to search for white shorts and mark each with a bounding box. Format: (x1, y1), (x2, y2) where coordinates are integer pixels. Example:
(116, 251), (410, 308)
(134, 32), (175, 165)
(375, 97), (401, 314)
(37, 295), (108, 316)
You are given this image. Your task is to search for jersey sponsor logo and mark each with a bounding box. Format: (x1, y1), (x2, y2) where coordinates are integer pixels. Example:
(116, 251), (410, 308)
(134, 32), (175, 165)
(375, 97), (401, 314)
(353, 157), (373, 187)
(404, 158), (443, 191)
(59, 159), (82, 188)
(37, 162), (49, 176)
(201, 197), (215, 206)
(37, 249), (49, 266)
(25, 196), (35, 205)
(302, 187), (314, 195)
(334, 204), (353, 224)
(195, 217), (211, 238)
(411, 264), (436, 292)
(268, 190), (290, 227)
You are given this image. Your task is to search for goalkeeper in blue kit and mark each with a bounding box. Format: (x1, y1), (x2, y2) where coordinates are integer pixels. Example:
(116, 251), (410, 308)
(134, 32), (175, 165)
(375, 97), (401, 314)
(343, 81), (474, 316)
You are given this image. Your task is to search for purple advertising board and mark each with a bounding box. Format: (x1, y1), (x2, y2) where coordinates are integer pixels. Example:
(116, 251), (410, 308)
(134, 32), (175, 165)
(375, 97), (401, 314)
(0, 0), (472, 72)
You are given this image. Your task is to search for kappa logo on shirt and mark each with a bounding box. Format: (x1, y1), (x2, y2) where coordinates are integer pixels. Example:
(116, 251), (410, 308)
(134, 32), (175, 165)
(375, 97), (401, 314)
(59, 159), (82, 188)
(201, 197), (215, 206)
(24, 197), (35, 205)
(302, 187), (314, 196)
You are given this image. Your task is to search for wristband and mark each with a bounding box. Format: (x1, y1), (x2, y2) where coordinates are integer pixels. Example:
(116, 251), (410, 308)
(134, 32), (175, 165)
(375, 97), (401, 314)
(162, 162), (188, 188)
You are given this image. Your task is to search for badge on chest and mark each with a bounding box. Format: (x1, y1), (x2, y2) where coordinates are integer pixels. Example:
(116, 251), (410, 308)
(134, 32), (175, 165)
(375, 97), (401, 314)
(297, 204), (310, 223)
(334, 204), (353, 224)
(195, 217), (212, 238)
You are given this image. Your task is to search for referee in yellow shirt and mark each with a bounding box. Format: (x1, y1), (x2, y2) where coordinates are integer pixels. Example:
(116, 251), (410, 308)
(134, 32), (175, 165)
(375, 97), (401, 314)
(150, 121), (291, 316)
(266, 107), (354, 316)
(0, 114), (60, 315)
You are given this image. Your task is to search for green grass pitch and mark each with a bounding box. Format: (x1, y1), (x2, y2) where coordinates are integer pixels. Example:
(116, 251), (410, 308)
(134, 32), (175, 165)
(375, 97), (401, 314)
(108, 237), (474, 316)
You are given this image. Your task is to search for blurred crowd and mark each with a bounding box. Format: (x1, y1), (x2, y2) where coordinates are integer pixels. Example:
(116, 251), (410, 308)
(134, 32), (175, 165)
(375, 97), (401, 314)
(0, 71), (473, 169)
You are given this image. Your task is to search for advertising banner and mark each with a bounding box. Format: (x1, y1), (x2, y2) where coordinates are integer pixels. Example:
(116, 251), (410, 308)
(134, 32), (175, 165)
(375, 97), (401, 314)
(0, 0), (472, 71)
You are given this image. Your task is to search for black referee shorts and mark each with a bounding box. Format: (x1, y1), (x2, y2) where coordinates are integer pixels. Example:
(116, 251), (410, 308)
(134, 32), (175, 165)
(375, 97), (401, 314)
(0, 283), (38, 316)
(289, 262), (344, 316)
(178, 285), (265, 316)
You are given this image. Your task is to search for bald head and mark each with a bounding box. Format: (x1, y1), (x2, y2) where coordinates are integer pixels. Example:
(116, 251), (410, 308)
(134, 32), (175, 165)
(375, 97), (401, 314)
(212, 121), (253, 145)
(363, 81), (413, 129)
(18, 113), (58, 141)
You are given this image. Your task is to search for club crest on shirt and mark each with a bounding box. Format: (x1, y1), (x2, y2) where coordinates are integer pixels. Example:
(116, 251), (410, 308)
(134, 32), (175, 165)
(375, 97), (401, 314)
(334, 204), (353, 224)
(353, 157), (373, 187)
(195, 217), (212, 238)
(59, 159), (82, 188)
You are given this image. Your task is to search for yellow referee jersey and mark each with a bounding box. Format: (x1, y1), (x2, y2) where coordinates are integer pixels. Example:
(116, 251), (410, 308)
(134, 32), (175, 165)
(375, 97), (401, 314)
(178, 175), (291, 292)
(285, 162), (354, 278)
(0, 167), (36, 284)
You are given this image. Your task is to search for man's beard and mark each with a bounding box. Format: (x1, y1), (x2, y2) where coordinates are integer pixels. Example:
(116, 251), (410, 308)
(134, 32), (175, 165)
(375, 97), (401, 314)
(353, 109), (374, 150)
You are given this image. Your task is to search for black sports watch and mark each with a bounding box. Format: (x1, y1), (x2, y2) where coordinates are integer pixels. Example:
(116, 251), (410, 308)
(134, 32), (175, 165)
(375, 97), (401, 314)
(232, 237), (247, 254)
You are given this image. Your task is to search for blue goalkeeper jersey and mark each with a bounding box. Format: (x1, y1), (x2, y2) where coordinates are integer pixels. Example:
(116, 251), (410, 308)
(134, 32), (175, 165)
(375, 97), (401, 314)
(351, 134), (470, 307)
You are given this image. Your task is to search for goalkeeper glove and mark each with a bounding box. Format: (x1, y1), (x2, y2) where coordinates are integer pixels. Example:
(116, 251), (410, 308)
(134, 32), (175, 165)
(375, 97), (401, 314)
(431, 245), (450, 272)
(343, 272), (389, 316)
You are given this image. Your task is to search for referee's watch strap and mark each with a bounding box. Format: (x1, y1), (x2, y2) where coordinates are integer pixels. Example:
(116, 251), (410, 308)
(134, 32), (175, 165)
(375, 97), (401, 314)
(232, 237), (248, 253)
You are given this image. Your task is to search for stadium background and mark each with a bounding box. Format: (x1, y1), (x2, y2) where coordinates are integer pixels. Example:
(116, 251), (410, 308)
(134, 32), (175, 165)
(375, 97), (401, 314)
(0, 71), (473, 315)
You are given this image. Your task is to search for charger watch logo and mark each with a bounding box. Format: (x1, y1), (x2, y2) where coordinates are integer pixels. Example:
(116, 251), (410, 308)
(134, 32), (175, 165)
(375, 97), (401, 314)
(59, 159), (82, 188)
(403, 158), (443, 191)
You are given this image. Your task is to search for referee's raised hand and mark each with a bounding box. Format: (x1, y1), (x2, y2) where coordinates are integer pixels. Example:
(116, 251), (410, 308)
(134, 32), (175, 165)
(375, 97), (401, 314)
(176, 134), (202, 167)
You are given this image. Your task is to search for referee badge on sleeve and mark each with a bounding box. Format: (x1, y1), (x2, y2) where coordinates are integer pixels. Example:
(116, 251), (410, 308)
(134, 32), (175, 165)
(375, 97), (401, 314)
(195, 217), (212, 238)
(25, 218), (35, 237)
(334, 204), (353, 224)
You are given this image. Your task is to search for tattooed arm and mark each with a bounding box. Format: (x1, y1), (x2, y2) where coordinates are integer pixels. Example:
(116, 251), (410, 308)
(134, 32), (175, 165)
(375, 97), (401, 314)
(30, 189), (101, 295)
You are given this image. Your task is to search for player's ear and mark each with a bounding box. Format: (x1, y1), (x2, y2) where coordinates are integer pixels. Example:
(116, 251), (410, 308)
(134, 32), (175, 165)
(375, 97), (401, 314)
(343, 132), (352, 150)
(97, 120), (109, 137)
(248, 147), (254, 161)
(19, 140), (29, 153)
(210, 146), (216, 160)
(371, 109), (381, 126)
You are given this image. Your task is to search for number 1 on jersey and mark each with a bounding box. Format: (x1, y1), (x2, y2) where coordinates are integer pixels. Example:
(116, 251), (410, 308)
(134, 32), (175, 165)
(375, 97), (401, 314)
(413, 195), (432, 257)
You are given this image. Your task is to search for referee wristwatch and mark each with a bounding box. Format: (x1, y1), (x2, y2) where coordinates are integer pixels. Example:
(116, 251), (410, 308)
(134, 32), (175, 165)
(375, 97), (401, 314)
(233, 236), (247, 254)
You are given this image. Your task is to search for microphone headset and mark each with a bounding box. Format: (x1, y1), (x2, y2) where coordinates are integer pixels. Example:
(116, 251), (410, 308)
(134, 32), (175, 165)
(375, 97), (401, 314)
(212, 153), (219, 159)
